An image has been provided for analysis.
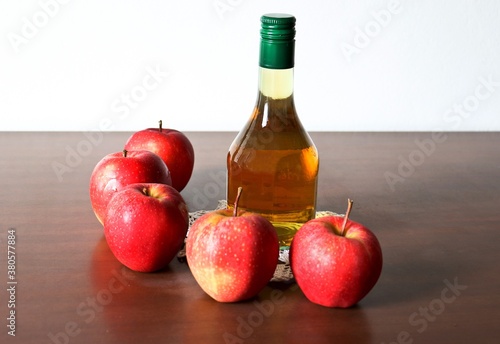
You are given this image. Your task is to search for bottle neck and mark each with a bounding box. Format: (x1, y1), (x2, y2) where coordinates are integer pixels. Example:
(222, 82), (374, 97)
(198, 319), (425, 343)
(258, 67), (294, 100)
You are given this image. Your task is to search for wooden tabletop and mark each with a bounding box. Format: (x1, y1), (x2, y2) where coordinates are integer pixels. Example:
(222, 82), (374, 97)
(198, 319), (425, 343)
(1, 131), (499, 344)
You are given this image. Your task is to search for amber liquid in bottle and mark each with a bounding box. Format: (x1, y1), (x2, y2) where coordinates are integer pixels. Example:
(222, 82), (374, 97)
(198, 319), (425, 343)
(227, 67), (319, 247)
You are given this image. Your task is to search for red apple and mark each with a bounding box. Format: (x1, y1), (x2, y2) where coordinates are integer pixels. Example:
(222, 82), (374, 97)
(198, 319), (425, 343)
(104, 183), (189, 272)
(290, 199), (383, 308)
(186, 187), (279, 302)
(89, 149), (172, 225)
(124, 120), (195, 192)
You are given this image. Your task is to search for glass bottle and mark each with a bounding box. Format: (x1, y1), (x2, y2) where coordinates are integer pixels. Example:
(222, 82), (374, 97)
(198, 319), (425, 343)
(227, 13), (319, 247)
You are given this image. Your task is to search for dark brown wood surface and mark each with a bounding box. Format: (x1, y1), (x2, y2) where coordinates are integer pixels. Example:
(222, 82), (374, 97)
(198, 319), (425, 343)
(1, 131), (499, 344)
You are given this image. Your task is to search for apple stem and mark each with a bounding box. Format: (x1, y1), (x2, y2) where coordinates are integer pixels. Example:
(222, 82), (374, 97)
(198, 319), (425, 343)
(340, 199), (354, 236)
(159, 120), (163, 133)
(233, 187), (243, 217)
(123, 149), (128, 158)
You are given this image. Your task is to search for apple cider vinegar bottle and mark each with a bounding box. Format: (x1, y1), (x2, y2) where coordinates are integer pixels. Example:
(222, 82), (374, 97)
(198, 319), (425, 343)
(227, 14), (319, 247)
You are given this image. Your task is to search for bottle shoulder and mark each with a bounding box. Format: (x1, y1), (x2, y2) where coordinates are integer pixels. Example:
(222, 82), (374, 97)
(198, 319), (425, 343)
(229, 97), (316, 153)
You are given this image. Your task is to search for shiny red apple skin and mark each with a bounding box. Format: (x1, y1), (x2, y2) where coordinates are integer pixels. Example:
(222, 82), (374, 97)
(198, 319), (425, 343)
(290, 215), (383, 308)
(104, 183), (189, 272)
(186, 210), (279, 302)
(89, 150), (172, 225)
(124, 126), (195, 192)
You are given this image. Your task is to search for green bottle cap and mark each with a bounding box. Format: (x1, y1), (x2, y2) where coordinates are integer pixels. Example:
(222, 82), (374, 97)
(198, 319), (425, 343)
(259, 13), (296, 69)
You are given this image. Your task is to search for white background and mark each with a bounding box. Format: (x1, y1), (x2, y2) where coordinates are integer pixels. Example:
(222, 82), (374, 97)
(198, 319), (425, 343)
(1, 0), (499, 132)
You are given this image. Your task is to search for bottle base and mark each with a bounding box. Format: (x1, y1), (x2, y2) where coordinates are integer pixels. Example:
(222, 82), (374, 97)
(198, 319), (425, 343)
(271, 221), (304, 247)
